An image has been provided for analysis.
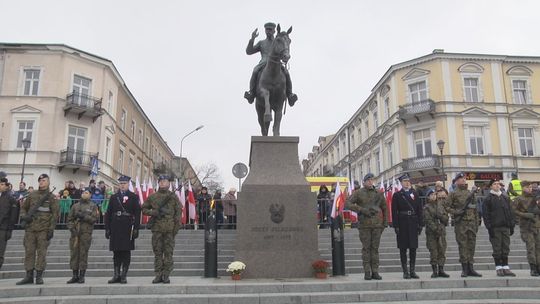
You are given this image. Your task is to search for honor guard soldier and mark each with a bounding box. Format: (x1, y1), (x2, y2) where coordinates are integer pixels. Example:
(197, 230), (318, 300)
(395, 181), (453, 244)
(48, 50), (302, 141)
(105, 175), (141, 284)
(66, 189), (98, 283)
(513, 181), (540, 276)
(346, 173), (388, 280)
(0, 176), (20, 270)
(446, 172), (482, 277)
(391, 174), (424, 279)
(482, 179), (516, 276)
(424, 188), (450, 278)
(17, 174), (59, 285)
(142, 175), (181, 284)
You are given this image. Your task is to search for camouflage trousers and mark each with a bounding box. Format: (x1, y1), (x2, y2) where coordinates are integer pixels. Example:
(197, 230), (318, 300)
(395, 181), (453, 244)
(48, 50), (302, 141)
(23, 230), (50, 271)
(358, 227), (383, 273)
(520, 228), (540, 265)
(152, 231), (175, 275)
(454, 221), (478, 263)
(426, 229), (447, 265)
(69, 232), (93, 270)
(489, 227), (510, 260)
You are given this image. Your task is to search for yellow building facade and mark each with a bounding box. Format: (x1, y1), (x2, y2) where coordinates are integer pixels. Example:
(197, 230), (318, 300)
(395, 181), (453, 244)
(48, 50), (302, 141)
(303, 50), (540, 187)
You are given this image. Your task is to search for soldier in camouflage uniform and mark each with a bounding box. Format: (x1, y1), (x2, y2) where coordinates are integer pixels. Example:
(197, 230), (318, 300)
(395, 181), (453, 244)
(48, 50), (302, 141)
(424, 189), (450, 278)
(66, 189), (98, 284)
(0, 177), (20, 270)
(346, 173), (388, 280)
(16, 174), (59, 285)
(513, 181), (540, 276)
(142, 175), (181, 284)
(446, 172), (482, 277)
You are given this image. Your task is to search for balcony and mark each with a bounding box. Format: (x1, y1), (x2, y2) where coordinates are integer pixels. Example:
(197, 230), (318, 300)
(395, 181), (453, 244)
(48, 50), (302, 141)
(322, 164), (335, 177)
(58, 148), (97, 173)
(401, 155), (440, 172)
(63, 92), (104, 122)
(398, 99), (435, 123)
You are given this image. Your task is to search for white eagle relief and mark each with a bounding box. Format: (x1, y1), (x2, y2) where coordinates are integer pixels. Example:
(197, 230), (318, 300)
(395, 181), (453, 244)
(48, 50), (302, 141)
(269, 203), (285, 224)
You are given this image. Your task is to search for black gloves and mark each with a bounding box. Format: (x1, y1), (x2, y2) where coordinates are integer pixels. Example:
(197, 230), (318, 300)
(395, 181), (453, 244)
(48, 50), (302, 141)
(105, 230), (111, 239)
(47, 230), (54, 241)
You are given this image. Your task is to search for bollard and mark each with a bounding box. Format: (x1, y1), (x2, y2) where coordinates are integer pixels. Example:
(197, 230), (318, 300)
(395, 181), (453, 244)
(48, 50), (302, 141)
(330, 214), (346, 276)
(204, 210), (218, 277)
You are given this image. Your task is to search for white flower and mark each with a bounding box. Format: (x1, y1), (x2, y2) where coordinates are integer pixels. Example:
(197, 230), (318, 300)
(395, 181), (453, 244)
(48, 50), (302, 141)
(226, 261), (246, 274)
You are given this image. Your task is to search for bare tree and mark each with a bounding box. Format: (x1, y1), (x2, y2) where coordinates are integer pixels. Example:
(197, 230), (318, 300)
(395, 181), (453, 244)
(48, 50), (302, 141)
(195, 162), (223, 193)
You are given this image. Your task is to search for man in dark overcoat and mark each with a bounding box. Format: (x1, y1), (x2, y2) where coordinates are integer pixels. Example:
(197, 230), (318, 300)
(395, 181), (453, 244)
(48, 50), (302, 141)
(392, 174), (424, 279)
(105, 175), (141, 284)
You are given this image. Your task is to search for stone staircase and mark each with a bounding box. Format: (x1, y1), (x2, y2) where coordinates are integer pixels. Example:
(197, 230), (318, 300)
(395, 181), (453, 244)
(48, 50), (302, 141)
(1, 226), (538, 303)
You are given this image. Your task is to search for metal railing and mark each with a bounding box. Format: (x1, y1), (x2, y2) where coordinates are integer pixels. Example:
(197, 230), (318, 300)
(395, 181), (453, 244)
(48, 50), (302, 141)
(66, 91), (102, 110)
(398, 99), (435, 120)
(59, 148), (97, 167)
(402, 155), (441, 171)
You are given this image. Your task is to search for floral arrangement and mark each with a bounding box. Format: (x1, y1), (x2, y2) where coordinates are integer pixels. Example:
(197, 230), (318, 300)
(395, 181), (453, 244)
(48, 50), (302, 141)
(226, 261), (246, 275)
(312, 260), (329, 273)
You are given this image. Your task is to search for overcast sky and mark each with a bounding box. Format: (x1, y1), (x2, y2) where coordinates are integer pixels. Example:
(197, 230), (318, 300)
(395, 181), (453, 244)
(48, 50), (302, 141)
(2, 0), (540, 189)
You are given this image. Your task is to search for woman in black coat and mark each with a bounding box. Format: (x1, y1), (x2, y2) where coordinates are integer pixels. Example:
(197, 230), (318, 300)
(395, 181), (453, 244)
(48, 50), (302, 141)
(317, 185), (332, 228)
(392, 174), (424, 279)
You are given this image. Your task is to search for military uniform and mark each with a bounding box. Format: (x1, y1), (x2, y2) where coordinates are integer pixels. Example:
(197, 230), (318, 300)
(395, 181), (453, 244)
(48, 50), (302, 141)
(66, 195), (98, 283)
(513, 189), (540, 276)
(446, 179), (482, 277)
(142, 186), (181, 283)
(17, 174), (59, 285)
(424, 195), (449, 278)
(346, 179), (387, 280)
(105, 176), (141, 284)
(0, 178), (20, 269)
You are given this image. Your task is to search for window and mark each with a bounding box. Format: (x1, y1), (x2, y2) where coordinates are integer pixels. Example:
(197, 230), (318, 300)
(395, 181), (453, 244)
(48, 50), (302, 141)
(118, 148), (125, 173)
(72, 75), (92, 106)
(409, 81), (427, 103)
(120, 109), (127, 131)
(518, 128), (534, 156)
(131, 120), (136, 139)
(464, 77), (480, 102)
(107, 91), (114, 113)
(387, 141), (393, 167)
(143, 165), (148, 181)
(105, 137), (111, 163)
(373, 111), (379, 129)
(342, 141), (346, 159)
(374, 151), (380, 175)
(359, 162), (363, 180)
(469, 126), (484, 155)
(136, 159), (142, 179)
(23, 69), (40, 96)
(145, 137), (149, 153)
(67, 126), (87, 164)
(366, 157), (371, 174)
(128, 155), (134, 178)
(364, 120), (369, 138)
(350, 134), (355, 150)
(16, 120), (34, 148)
(384, 98), (390, 120)
(513, 80), (528, 104)
(414, 129), (432, 157)
(138, 129), (143, 147)
(358, 123), (362, 142)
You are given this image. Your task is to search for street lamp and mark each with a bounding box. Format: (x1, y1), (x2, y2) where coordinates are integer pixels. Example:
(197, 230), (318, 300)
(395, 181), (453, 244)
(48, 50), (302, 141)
(179, 125), (204, 182)
(20, 137), (31, 183)
(437, 139), (446, 188)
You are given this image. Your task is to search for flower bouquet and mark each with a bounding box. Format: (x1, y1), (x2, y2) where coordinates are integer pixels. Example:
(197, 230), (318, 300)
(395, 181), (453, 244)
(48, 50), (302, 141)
(227, 261), (246, 280)
(312, 260), (329, 279)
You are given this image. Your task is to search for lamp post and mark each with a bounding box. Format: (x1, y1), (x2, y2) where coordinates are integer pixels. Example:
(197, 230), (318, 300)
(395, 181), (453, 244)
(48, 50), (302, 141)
(179, 125), (204, 182)
(437, 139), (446, 188)
(20, 137), (31, 183)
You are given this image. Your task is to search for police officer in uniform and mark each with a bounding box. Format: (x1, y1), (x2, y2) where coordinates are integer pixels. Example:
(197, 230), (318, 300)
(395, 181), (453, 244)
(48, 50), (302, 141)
(17, 174), (59, 285)
(105, 175), (141, 284)
(424, 189), (450, 278)
(512, 181), (540, 276)
(392, 174), (423, 279)
(446, 172), (482, 277)
(66, 189), (98, 284)
(346, 173), (388, 280)
(142, 175), (181, 284)
(0, 176), (20, 270)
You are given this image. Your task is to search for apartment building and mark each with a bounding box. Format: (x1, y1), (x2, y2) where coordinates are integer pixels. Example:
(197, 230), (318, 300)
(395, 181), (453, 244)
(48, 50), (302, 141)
(0, 43), (174, 190)
(303, 50), (540, 186)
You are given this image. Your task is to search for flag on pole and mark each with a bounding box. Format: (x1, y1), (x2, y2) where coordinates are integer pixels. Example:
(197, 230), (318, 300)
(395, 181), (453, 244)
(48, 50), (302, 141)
(179, 182), (187, 225)
(90, 156), (99, 178)
(136, 176), (148, 224)
(128, 178), (134, 192)
(142, 179), (148, 201)
(187, 180), (197, 223)
(378, 179), (385, 193)
(331, 181), (345, 219)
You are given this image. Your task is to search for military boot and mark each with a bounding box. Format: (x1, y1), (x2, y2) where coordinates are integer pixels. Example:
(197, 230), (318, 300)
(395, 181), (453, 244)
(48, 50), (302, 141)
(402, 263), (410, 279)
(120, 265), (129, 284)
(35, 270), (44, 285)
(364, 270), (372, 280)
(162, 274), (170, 284)
(460, 263), (468, 277)
(409, 262), (419, 279)
(371, 272), (382, 280)
(16, 270), (34, 285)
(438, 265), (450, 278)
(468, 263), (482, 277)
(108, 266), (121, 284)
(67, 270), (79, 284)
(78, 270), (86, 283)
(530, 264), (539, 276)
(431, 265), (438, 278)
(152, 273), (163, 284)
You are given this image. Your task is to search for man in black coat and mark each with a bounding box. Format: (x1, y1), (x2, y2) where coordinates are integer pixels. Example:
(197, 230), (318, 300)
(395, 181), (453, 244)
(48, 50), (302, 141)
(392, 173), (424, 279)
(105, 175), (141, 284)
(0, 177), (20, 269)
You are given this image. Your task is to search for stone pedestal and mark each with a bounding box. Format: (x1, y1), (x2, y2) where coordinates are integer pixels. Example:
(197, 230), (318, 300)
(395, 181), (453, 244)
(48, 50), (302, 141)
(235, 136), (319, 278)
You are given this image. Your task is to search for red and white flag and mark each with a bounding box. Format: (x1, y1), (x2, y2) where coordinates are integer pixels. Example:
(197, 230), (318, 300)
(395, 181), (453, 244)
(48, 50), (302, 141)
(142, 180), (148, 201)
(178, 181), (187, 225)
(345, 181), (357, 222)
(128, 178), (134, 192)
(135, 176), (144, 204)
(187, 180), (197, 223)
(331, 182), (346, 219)
(379, 179), (385, 193)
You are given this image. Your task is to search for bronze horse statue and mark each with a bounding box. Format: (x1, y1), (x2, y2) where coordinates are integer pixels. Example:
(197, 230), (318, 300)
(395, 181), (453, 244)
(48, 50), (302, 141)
(255, 24), (292, 136)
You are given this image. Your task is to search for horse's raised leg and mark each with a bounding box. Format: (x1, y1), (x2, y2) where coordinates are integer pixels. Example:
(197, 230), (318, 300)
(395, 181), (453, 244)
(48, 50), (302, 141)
(260, 89), (272, 123)
(273, 106), (283, 136)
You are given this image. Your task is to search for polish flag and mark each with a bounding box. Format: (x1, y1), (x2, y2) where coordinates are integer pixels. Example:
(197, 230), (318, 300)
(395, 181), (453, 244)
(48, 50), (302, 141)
(136, 176), (148, 224)
(178, 182), (187, 225)
(142, 180), (148, 201)
(128, 178), (134, 192)
(331, 181), (345, 219)
(345, 181), (358, 222)
(146, 177), (154, 197)
(396, 178), (403, 191)
(187, 180), (197, 223)
(386, 179), (394, 224)
(379, 179), (385, 193)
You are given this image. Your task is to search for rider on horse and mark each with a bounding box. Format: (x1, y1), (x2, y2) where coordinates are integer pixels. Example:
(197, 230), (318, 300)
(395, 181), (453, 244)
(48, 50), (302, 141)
(244, 22), (298, 106)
